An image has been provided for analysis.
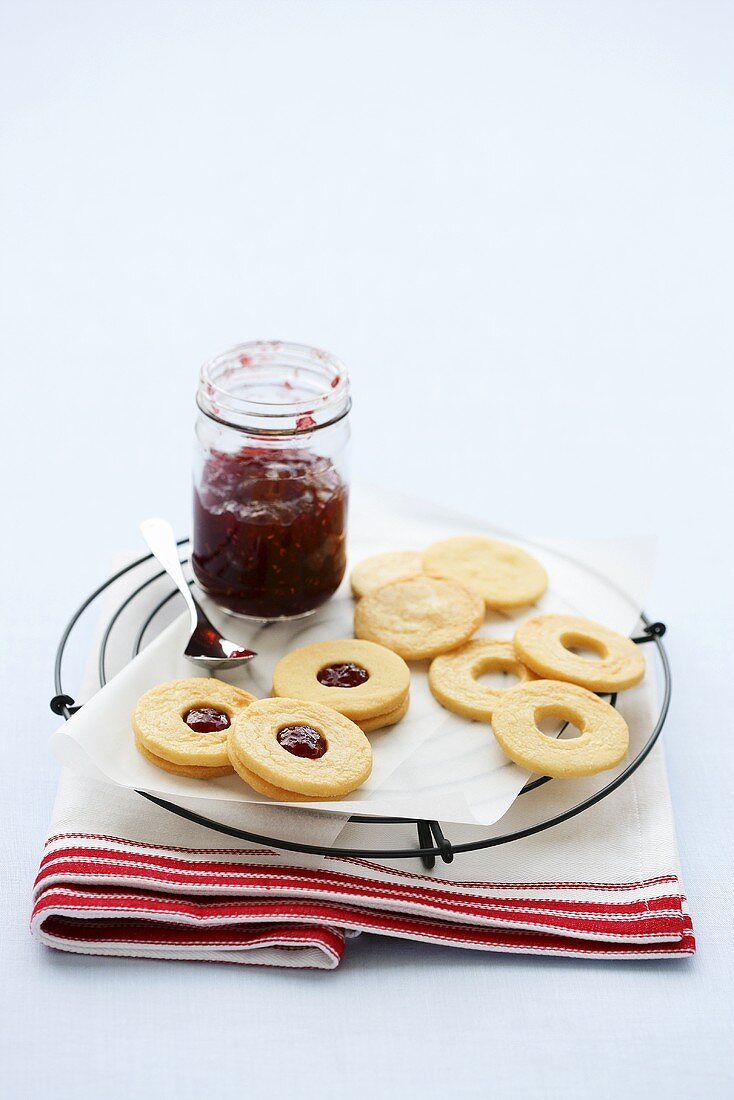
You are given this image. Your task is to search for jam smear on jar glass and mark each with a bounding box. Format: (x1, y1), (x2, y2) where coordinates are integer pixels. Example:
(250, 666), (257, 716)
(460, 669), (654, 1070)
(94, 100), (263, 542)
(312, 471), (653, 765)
(192, 341), (351, 620)
(192, 446), (347, 619)
(276, 725), (328, 760)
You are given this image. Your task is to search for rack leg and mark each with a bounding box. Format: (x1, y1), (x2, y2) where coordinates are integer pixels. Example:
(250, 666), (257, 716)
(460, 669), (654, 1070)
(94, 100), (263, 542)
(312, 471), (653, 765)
(416, 820), (435, 869)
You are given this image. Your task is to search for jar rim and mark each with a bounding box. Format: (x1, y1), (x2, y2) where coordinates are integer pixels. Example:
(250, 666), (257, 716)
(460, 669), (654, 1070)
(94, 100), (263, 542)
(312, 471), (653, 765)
(197, 340), (350, 434)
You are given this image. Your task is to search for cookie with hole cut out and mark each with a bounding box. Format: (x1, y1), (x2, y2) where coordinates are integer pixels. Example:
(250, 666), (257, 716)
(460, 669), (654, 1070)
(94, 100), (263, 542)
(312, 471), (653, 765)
(272, 638), (410, 732)
(513, 614), (645, 693)
(133, 677), (257, 777)
(429, 638), (537, 721)
(490, 679), (629, 778)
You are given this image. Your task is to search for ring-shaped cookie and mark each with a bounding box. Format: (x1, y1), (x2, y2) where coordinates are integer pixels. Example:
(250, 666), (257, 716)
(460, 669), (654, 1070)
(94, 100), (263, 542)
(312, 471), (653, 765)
(272, 639), (410, 722)
(228, 698), (372, 798)
(490, 679), (630, 778)
(350, 551), (424, 598)
(423, 536), (548, 609)
(513, 614), (645, 693)
(354, 575), (485, 660)
(429, 639), (537, 721)
(133, 678), (257, 770)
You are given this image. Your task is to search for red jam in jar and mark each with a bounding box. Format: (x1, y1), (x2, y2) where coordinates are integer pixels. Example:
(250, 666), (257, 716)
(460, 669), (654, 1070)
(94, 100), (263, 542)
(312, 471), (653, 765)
(192, 446), (347, 619)
(193, 342), (351, 620)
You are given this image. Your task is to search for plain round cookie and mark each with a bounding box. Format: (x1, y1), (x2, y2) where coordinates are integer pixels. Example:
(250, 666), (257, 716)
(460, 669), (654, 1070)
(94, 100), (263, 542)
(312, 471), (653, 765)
(134, 731), (234, 779)
(490, 679), (630, 778)
(133, 678), (257, 768)
(350, 551), (424, 598)
(429, 639), (537, 722)
(513, 614), (645, 693)
(228, 697), (372, 798)
(272, 638), (410, 722)
(354, 575), (484, 661)
(423, 536), (548, 609)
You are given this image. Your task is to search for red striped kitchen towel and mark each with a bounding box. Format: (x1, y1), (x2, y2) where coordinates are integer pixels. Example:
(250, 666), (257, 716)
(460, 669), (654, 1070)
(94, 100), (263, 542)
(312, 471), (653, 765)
(32, 744), (694, 968)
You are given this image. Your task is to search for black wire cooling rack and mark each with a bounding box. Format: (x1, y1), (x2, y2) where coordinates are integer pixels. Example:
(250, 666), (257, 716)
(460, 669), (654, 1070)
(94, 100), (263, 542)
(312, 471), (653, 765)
(50, 539), (671, 868)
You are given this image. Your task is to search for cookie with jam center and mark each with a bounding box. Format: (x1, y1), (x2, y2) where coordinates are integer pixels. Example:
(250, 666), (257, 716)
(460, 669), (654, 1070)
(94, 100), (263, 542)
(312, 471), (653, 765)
(272, 638), (410, 730)
(133, 677), (257, 775)
(228, 697), (372, 799)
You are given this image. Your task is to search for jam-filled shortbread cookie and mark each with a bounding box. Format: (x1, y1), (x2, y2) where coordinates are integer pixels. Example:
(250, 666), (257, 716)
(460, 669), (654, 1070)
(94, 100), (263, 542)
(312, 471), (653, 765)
(350, 551), (424, 598)
(490, 679), (629, 778)
(513, 614), (645, 693)
(133, 678), (257, 778)
(228, 698), (372, 800)
(354, 575), (484, 661)
(429, 638), (537, 722)
(422, 536), (547, 609)
(272, 639), (410, 732)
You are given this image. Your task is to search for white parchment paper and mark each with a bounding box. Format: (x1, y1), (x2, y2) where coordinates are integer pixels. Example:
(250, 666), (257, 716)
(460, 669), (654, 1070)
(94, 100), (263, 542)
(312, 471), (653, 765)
(52, 488), (655, 827)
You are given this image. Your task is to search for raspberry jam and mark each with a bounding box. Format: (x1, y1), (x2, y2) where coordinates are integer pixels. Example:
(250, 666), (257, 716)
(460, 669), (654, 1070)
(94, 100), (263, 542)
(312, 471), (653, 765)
(316, 663), (370, 688)
(184, 707), (231, 733)
(276, 725), (327, 760)
(192, 447), (347, 619)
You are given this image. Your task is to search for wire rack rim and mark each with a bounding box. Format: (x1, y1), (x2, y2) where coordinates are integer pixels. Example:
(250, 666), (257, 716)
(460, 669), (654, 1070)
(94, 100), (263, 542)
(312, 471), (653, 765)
(51, 540), (671, 866)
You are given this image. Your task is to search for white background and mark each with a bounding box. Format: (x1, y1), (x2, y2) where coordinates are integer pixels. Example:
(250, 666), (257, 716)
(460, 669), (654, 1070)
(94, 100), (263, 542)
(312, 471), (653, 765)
(2, 1), (733, 1097)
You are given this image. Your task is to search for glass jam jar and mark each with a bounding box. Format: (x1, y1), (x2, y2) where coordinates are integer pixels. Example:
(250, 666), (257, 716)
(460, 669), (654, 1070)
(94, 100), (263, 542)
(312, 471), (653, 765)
(192, 341), (351, 620)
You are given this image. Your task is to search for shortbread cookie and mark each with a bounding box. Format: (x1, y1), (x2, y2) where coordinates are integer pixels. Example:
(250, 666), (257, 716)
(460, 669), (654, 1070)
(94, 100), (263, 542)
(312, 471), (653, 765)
(490, 679), (629, 778)
(513, 614), (645, 693)
(134, 731), (235, 779)
(228, 698), (372, 798)
(429, 639), (537, 722)
(354, 575), (484, 661)
(133, 677), (257, 774)
(234, 761), (335, 802)
(423, 536), (547, 609)
(272, 639), (410, 730)
(358, 694), (410, 733)
(351, 551), (424, 598)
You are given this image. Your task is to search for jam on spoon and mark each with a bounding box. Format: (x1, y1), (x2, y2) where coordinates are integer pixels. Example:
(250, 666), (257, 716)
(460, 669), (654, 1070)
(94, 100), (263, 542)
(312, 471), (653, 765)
(316, 663), (370, 688)
(183, 707), (231, 734)
(276, 725), (328, 760)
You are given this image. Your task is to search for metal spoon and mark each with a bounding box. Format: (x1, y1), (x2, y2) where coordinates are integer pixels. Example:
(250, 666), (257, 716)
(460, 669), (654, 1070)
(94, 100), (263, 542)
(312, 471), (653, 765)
(140, 517), (257, 670)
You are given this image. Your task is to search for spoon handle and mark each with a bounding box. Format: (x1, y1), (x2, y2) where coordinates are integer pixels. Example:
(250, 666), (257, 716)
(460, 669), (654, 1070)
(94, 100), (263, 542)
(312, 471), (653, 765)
(140, 518), (199, 636)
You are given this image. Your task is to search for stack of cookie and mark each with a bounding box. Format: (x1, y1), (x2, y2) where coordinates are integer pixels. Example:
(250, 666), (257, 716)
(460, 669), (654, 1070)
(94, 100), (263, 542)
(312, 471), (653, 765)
(133, 680), (373, 801)
(272, 639), (411, 733)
